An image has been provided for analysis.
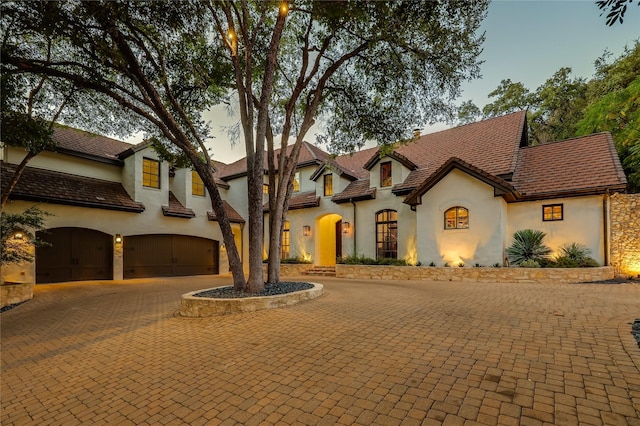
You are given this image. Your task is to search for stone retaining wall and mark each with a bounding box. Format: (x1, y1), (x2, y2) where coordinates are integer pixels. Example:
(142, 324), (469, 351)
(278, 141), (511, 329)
(610, 193), (640, 277)
(336, 265), (614, 283)
(262, 264), (311, 278)
(1, 283), (34, 308)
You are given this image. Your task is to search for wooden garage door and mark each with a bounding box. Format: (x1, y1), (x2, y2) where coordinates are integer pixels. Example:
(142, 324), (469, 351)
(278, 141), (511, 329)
(123, 235), (218, 279)
(36, 228), (113, 283)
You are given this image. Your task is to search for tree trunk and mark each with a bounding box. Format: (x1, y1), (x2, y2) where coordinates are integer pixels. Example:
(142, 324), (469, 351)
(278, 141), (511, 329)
(0, 151), (37, 212)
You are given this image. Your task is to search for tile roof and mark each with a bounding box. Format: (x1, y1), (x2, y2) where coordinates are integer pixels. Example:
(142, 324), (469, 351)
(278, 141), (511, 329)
(52, 125), (133, 164)
(263, 190), (320, 212)
(207, 201), (245, 223)
(512, 133), (627, 198)
(333, 147), (378, 180)
(219, 141), (329, 180)
(162, 192), (195, 218)
(404, 157), (519, 206)
(331, 179), (376, 204)
(1, 163), (145, 212)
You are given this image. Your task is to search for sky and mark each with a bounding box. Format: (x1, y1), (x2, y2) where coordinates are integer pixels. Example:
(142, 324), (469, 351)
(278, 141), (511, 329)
(129, 0), (640, 164)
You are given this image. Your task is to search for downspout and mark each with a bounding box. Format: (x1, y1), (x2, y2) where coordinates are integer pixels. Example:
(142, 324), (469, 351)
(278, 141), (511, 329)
(603, 191), (610, 266)
(351, 198), (357, 256)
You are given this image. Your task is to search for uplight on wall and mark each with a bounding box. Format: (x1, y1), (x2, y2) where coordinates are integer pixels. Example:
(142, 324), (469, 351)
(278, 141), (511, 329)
(303, 225), (311, 237)
(115, 234), (123, 244)
(343, 222), (351, 234)
(14, 232), (24, 240)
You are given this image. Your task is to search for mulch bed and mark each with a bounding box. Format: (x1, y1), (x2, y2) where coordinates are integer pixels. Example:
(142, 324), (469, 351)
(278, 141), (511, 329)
(194, 281), (314, 299)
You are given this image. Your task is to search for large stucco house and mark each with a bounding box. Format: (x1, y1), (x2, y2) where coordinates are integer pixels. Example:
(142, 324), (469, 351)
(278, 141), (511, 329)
(0, 111), (627, 283)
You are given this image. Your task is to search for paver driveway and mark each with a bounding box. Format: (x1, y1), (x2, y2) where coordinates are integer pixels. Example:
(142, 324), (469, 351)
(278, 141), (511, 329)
(1, 276), (639, 425)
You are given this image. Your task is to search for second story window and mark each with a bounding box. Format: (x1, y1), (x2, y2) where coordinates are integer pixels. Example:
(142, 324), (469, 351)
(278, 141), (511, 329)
(143, 158), (160, 189)
(293, 171), (300, 192)
(192, 171), (205, 197)
(263, 183), (269, 194)
(324, 174), (333, 196)
(380, 161), (392, 187)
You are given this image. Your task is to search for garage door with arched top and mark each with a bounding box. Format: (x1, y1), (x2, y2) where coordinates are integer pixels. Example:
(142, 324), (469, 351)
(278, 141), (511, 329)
(123, 234), (219, 279)
(36, 227), (113, 283)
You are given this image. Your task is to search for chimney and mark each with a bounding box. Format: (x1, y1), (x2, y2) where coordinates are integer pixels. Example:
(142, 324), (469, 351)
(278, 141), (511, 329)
(413, 128), (421, 138)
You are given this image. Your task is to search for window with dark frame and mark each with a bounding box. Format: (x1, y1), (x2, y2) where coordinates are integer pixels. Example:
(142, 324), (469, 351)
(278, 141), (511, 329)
(323, 174), (333, 196)
(281, 221), (290, 259)
(380, 161), (392, 187)
(192, 171), (205, 196)
(292, 172), (300, 192)
(376, 209), (398, 259)
(263, 183), (269, 194)
(142, 158), (160, 188)
(543, 204), (563, 221)
(444, 206), (469, 229)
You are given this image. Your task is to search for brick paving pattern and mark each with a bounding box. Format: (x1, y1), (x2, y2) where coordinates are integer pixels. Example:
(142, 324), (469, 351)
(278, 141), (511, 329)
(1, 276), (639, 425)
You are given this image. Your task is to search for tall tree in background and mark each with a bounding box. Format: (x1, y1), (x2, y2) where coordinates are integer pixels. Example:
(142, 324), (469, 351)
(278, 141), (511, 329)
(596, 0), (639, 25)
(211, 0), (488, 286)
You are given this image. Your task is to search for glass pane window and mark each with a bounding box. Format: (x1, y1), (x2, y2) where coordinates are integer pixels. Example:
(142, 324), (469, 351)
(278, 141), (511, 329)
(324, 174), (333, 196)
(380, 162), (392, 187)
(143, 158), (160, 189)
(263, 183), (269, 194)
(281, 221), (290, 259)
(444, 207), (469, 229)
(543, 204), (563, 221)
(292, 172), (300, 192)
(376, 209), (398, 259)
(192, 171), (205, 196)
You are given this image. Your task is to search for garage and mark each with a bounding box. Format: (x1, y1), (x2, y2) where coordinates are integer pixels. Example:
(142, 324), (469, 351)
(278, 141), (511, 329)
(123, 234), (219, 279)
(36, 227), (113, 283)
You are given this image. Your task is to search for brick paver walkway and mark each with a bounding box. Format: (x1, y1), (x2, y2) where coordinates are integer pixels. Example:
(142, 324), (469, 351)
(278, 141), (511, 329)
(1, 276), (639, 425)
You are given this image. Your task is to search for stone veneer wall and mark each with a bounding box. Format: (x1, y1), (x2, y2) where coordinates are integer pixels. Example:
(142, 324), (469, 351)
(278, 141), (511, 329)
(336, 265), (614, 284)
(263, 264), (312, 278)
(1, 283), (34, 308)
(610, 193), (640, 277)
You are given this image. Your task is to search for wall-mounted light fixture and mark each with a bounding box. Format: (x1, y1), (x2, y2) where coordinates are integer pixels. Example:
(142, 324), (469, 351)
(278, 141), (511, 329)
(14, 232), (24, 240)
(343, 222), (351, 234)
(115, 234), (123, 244)
(303, 225), (311, 237)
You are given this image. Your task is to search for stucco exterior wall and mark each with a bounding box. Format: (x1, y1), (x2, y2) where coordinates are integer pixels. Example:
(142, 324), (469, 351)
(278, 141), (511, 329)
(507, 195), (605, 264)
(415, 169), (507, 267)
(6, 147), (122, 182)
(609, 192), (640, 277)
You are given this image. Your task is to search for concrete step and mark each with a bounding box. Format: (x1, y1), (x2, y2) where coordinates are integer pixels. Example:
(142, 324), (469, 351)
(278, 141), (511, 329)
(303, 266), (337, 277)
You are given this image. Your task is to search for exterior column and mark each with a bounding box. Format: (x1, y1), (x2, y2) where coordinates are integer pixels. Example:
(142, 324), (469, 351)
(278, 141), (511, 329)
(113, 235), (124, 280)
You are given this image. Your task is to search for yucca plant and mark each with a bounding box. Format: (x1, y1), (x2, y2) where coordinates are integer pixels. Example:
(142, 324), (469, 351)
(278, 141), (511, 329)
(506, 229), (552, 266)
(559, 243), (590, 262)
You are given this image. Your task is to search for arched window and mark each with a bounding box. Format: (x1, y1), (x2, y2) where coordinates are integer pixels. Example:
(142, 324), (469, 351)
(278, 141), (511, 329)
(444, 207), (469, 229)
(281, 221), (290, 259)
(376, 210), (398, 259)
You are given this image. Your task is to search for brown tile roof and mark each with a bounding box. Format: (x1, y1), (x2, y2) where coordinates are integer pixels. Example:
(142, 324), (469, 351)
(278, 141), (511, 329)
(404, 157), (519, 206)
(52, 125), (133, 164)
(1, 163), (145, 212)
(207, 201), (245, 223)
(333, 147), (378, 180)
(220, 141), (329, 180)
(162, 192), (195, 218)
(263, 190), (320, 212)
(331, 179), (376, 204)
(512, 133), (627, 198)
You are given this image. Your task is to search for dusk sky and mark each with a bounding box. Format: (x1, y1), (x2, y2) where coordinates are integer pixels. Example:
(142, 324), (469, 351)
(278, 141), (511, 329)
(144, 1), (640, 164)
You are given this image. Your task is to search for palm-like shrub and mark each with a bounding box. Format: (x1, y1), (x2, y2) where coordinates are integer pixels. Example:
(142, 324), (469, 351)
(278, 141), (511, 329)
(559, 243), (590, 262)
(506, 229), (552, 266)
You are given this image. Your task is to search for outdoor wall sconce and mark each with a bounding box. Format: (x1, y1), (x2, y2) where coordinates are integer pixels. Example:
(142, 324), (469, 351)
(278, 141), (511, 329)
(115, 234), (123, 244)
(303, 225), (311, 237)
(343, 222), (351, 234)
(14, 232), (23, 240)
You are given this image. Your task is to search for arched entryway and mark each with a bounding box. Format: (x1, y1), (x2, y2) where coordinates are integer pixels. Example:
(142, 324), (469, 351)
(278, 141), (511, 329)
(315, 213), (343, 266)
(36, 227), (113, 283)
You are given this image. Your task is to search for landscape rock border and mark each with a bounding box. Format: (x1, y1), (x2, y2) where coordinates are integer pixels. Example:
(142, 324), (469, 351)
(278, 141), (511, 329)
(179, 282), (324, 317)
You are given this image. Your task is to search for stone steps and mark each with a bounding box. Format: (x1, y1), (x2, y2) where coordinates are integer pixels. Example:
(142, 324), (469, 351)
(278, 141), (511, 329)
(303, 266), (336, 277)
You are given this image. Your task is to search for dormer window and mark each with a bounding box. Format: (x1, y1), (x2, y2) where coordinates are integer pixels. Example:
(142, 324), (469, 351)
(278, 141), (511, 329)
(192, 171), (205, 197)
(143, 158), (160, 189)
(293, 172), (300, 192)
(380, 161), (392, 187)
(324, 174), (333, 196)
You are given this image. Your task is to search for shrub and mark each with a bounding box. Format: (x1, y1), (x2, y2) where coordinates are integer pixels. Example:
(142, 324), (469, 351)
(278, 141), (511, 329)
(506, 229), (551, 266)
(280, 256), (312, 264)
(1, 207), (51, 265)
(428, 262), (436, 267)
(337, 254), (407, 266)
(559, 243), (591, 263)
(520, 259), (541, 268)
